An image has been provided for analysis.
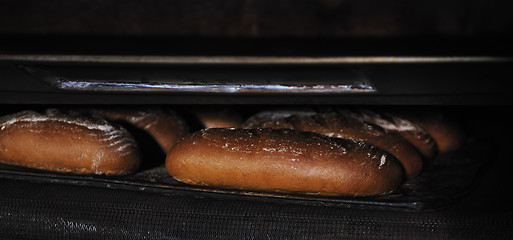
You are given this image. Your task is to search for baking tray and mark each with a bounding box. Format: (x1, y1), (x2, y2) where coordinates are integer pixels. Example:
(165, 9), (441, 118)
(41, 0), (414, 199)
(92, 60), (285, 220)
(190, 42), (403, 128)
(0, 138), (489, 212)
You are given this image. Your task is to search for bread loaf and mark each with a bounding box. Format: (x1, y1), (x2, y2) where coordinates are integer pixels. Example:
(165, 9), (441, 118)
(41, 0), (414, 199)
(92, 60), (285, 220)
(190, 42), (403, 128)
(88, 108), (189, 153)
(0, 109), (140, 175)
(191, 108), (244, 129)
(166, 128), (404, 196)
(243, 110), (424, 178)
(341, 109), (438, 159)
(387, 109), (465, 154)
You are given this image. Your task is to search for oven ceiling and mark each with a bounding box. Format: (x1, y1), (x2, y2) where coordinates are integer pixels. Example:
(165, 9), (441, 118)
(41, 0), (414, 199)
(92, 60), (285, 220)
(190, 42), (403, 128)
(1, 0), (512, 105)
(1, 0), (512, 37)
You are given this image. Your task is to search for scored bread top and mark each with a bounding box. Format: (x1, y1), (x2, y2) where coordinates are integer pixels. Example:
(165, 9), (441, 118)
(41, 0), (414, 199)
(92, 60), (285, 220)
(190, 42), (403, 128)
(243, 110), (423, 178)
(166, 128), (404, 196)
(87, 108), (189, 153)
(336, 109), (438, 159)
(0, 109), (140, 175)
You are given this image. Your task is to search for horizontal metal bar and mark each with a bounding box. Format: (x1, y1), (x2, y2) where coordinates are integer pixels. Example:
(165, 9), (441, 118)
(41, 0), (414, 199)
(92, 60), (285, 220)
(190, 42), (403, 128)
(20, 65), (376, 94)
(2, 55), (512, 64)
(57, 81), (375, 93)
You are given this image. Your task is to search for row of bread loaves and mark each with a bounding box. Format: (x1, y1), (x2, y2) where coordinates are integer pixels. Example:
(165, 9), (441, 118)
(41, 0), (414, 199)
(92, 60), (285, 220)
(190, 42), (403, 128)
(0, 107), (464, 197)
(166, 107), (465, 196)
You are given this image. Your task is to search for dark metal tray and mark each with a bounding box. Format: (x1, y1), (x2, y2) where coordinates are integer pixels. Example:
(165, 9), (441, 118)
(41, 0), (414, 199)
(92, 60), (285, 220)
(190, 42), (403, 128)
(0, 138), (489, 212)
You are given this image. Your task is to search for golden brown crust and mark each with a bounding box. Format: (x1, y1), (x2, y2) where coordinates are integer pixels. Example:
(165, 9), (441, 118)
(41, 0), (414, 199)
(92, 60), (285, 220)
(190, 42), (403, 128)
(388, 109), (466, 154)
(243, 110), (423, 178)
(342, 109), (438, 159)
(0, 110), (140, 175)
(166, 128), (404, 197)
(89, 108), (189, 153)
(191, 108), (244, 129)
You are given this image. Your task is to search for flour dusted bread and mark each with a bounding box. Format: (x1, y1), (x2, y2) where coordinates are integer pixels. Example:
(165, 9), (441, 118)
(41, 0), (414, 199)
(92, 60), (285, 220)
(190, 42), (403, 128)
(166, 128), (404, 196)
(387, 109), (465, 154)
(0, 109), (140, 175)
(340, 109), (438, 159)
(243, 110), (424, 178)
(88, 108), (189, 153)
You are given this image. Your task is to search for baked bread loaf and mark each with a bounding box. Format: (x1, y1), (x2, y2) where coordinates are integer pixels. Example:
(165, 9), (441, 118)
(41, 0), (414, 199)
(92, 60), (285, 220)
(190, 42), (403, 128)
(0, 109), (140, 175)
(191, 108), (244, 129)
(387, 109), (465, 154)
(88, 108), (189, 153)
(341, 109), (438, 159)
(166, 128), (404, 196)
(243, 110), (424, 178)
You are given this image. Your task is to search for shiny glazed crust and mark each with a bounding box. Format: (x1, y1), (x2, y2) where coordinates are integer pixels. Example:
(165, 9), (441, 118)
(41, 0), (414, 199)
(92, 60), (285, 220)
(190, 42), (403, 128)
(90, 108), (189, 153)
(0, 110), (140, 175)
(243, 110), (424, 178)
(389, 110), (466, 154)
(166, 128), (404, 196)
(342, 109), (438, 159)
(192, 108), (244, 129)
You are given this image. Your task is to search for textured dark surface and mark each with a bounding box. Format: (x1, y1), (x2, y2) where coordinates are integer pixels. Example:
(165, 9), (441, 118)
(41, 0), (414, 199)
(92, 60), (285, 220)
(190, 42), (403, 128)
(1, 0), (512, 37)
(0, 177), (512, 240)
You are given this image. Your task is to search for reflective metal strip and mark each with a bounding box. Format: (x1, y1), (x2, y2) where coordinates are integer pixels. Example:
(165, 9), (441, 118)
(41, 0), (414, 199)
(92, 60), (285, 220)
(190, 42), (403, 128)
(2, 55), (512, 64)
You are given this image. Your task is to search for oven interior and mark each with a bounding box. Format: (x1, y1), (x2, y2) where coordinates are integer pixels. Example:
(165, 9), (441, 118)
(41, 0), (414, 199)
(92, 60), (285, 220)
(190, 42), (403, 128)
(1, 55), (512, 239)
(1, 1), (513, 238)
